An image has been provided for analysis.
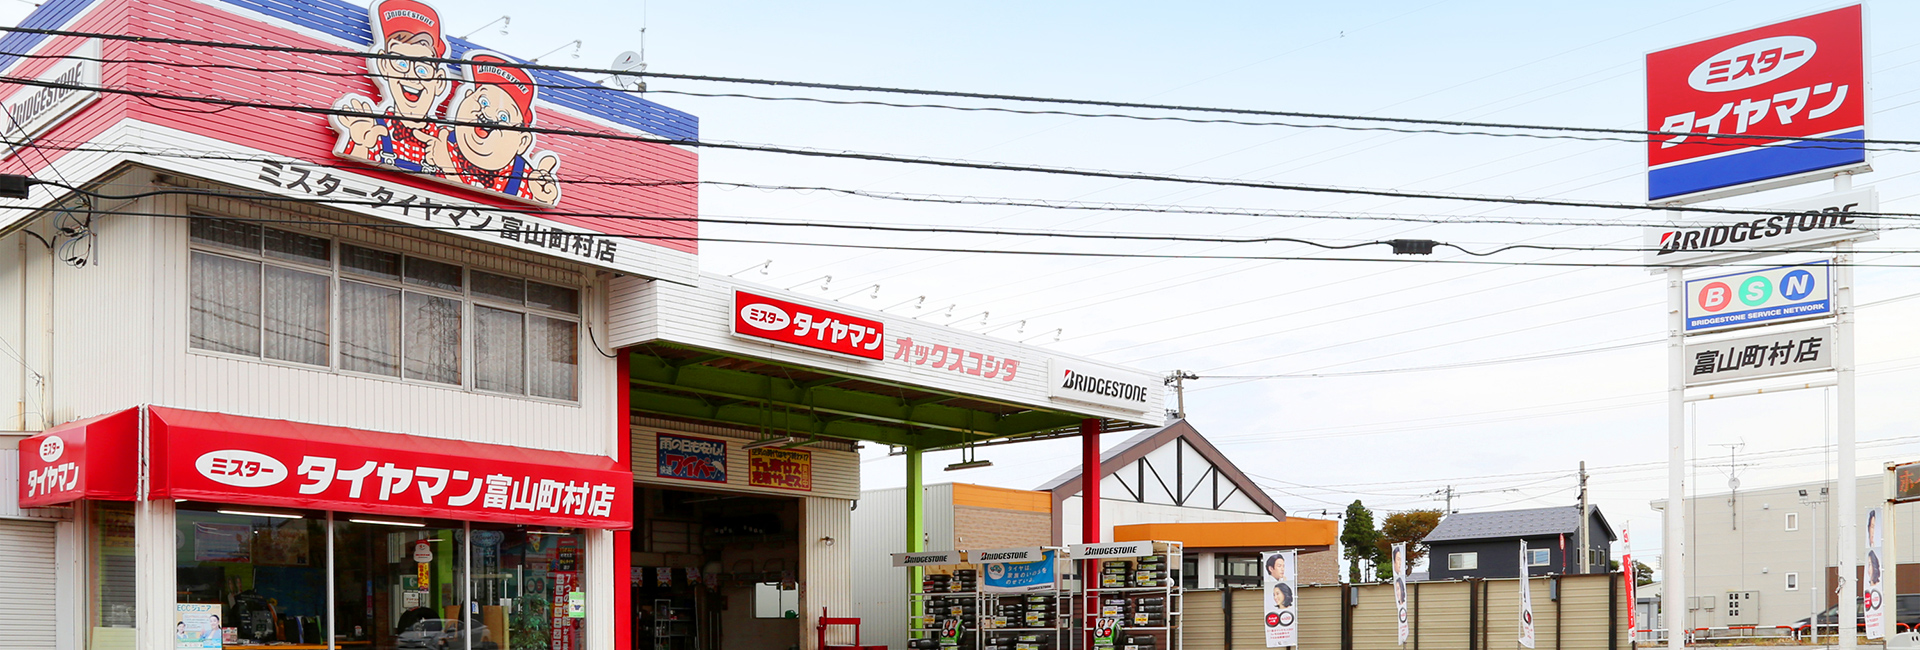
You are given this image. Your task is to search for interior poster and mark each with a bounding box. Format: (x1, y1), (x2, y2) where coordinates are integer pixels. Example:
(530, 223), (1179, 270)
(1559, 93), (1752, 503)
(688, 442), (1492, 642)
(1393, 543), (1409, 645)
(1519, 541), (1536, 649)
(1867, 507), (1886, 639)
(1262, 550), (1298, 647)
(174, 603), (222, 649)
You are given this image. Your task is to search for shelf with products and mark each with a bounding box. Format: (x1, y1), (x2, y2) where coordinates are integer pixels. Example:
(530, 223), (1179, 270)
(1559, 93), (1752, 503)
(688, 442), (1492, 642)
(976, 547), (1074, 650)
(907, 567), (981, 650)
(1075, 540), (1183, 650)
(651, 598), (699, 650)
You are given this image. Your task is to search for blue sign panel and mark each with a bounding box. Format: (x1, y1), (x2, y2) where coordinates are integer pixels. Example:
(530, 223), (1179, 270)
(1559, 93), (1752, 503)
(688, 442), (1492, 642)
(1649, 132), (1867, 201)
(657, 434), (727, 483)
(982, 550), (1057, 593)
(1683, 262), (1832, 332)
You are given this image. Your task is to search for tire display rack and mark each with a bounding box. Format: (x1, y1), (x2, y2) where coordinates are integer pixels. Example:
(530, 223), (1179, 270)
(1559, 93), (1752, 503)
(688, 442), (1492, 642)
(1078, 540), (1183, 650)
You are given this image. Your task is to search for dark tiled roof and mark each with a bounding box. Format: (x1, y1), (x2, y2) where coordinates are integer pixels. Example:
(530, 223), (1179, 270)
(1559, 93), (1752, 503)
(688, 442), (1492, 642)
(1423, 505), (1614, 543)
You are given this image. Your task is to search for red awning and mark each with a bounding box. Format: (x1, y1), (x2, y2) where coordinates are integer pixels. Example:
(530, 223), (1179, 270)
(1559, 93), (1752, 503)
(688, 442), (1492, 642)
(17, 407), (141, 508)
(20, 407), (632, 529)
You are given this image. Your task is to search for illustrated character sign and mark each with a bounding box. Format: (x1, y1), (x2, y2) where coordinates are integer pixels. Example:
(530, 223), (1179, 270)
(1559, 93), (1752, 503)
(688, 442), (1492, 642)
(330, 0), (563, 207)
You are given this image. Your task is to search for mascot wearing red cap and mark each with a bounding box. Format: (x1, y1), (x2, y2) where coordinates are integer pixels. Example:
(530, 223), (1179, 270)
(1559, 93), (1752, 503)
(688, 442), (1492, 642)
(423, 51), (561, 206)
(331, 0), (453, 174)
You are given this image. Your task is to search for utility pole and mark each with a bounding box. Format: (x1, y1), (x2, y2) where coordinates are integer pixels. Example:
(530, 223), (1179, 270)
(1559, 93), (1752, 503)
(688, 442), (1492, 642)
(1434, 485), (1458, 514)
(1166, 370), (1198, 421)
(1579, 462), (1591, 574)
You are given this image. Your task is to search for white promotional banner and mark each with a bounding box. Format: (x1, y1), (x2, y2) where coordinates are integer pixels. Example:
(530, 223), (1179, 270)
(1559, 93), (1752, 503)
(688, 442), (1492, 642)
(1519, 541), (1536, 648)
(1262, 550), (1298, 648)
(1623, 525), (1636, 634)
(1868, 507), (1887, 639)
(1393, 543), (1410, 645)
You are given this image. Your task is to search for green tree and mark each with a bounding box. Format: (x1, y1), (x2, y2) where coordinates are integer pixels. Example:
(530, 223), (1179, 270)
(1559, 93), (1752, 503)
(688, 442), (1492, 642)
(1340, 500), (1381, 583)
(1373, 510), (1444, 580)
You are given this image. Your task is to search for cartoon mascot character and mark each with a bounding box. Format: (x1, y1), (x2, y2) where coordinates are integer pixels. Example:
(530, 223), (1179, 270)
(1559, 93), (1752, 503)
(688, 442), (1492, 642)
(330, 0), (562, 207)
(425, 52), (562, 206)
(332, 0), (453, 173)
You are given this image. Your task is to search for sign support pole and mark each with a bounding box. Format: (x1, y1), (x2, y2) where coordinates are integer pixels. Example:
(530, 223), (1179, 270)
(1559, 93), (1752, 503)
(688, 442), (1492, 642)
(1885, 462), (1899, 646)
(1664, 261), (1687, 650)
(1836, 174), (1859, 650)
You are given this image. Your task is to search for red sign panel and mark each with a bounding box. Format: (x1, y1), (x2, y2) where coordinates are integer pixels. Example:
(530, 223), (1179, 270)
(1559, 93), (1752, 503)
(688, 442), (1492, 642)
(17, 408), (140, 508)
(732, 290), (886, 360)
(1646, 5), (1864, 198)
(151, 408), (631, 529)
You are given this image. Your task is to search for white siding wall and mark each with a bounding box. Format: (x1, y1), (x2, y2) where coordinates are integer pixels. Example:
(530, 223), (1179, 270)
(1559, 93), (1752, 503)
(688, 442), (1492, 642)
(851, 484), (967, 650)
(22, 174), (620, 456)
(1657, 475), (1914, 629)
(802, 495), (854, 649)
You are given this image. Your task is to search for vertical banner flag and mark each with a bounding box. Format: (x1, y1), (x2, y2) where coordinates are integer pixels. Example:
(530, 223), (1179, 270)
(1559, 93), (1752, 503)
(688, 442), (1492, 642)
(1262, 550), (1299, 648)
(1393, 543), (1410, 645)
(1623, 524), (1635, 633)
(1867, 507), (1886, 638)
(1519, 541), (1536, 649)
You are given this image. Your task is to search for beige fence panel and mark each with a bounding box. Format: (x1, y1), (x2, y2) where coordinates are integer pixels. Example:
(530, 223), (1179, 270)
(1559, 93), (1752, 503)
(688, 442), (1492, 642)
(1184, 573), (1626, 650)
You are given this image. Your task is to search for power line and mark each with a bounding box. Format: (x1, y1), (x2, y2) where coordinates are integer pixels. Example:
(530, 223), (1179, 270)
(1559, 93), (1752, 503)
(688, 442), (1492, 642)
(8, 72), (1920, 226)
(0, 45), (1900, 154)
(1, 24), (1901, 150)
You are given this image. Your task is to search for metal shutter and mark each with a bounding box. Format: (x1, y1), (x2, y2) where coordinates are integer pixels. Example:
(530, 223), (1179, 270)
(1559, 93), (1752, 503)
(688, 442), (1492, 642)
(0, 519), (57, 648)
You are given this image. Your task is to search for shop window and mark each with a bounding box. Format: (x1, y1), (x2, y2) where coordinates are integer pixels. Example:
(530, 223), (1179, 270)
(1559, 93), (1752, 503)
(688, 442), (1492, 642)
(187, 217), (580, 400)
(754, 582), (799, 619)
(1182, 555), (1199, 589)
(89, 502), (137, 650)
(173, 502), (328, 646)
(469, 523), (587, 650)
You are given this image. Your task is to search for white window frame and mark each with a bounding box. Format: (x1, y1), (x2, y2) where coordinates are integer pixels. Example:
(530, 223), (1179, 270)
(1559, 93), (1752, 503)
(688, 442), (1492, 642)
(1527, 548), (1551, 567)
(1785, 572), (1799, 591)
(186, 220), (335, 369)
(1786, 512), (1800, 531)
(1448, 552), (1477, 571)
(187, 215), (583, 403)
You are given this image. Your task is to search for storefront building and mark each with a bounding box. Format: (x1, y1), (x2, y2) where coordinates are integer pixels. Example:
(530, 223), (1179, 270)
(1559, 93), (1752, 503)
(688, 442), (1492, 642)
(0, 0), (1174, 649)
(0, 0), (698, 649)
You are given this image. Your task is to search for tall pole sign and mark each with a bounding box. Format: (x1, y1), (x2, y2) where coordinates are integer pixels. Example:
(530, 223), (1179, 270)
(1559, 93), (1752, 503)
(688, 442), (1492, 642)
(1649, 7), (1870, 650)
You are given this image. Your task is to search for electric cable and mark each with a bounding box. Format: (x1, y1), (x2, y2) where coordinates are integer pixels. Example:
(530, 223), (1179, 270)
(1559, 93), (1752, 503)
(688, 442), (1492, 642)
(1, 24), (1906, 150)
(4, 72), (1918, 221)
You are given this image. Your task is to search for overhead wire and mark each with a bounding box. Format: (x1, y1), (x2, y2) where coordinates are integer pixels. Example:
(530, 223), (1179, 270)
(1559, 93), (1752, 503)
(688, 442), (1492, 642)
(2, 24), (1907, 150)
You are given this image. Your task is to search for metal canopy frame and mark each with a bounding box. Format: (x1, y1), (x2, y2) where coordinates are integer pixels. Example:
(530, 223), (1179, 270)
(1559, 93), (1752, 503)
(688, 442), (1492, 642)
(625, 341), (1151, 450)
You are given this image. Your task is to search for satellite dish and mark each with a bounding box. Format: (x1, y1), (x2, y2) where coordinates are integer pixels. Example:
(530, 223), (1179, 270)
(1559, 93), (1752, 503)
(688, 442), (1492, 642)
(609, 51), (645, 90)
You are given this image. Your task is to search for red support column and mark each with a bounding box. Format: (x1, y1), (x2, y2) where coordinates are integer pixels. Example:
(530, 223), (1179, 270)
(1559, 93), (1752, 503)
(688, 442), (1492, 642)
(614, 352), (633, 650)
(1081, 417), (1102, 649)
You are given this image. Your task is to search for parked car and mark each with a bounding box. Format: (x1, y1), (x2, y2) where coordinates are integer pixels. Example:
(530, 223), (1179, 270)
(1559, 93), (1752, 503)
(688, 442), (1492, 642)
(396, 618), (494, 650)
(1793, 595), (1920, 636)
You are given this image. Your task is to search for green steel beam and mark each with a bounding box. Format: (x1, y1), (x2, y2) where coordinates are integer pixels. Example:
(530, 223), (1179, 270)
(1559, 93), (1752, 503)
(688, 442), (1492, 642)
(906, 446), (925, 627)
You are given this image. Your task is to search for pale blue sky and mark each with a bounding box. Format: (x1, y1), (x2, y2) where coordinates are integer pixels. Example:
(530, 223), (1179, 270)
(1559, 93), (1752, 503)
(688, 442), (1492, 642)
(9, 0), (1918, 572)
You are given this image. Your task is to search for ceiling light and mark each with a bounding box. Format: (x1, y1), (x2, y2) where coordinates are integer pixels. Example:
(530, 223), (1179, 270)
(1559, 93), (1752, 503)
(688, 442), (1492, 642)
(348, 516), (427, 528)
(743, 436), (794, 450)
(217, 507), (305, 520)
(945, 460), (993, 471)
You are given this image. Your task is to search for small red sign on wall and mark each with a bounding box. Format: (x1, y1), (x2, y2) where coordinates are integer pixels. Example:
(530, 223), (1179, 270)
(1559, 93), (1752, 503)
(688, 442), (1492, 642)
(732, 290), (885, 360)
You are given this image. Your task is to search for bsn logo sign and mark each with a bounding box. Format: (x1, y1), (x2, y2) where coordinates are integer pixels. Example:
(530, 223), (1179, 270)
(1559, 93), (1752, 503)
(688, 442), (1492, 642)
(1684, 262), (1831, 333)
(1695, 268), (1817, 312)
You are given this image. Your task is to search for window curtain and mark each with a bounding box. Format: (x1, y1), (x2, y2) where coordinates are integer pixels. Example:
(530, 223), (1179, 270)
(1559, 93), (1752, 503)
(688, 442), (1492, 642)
(190, 252), (262, 356)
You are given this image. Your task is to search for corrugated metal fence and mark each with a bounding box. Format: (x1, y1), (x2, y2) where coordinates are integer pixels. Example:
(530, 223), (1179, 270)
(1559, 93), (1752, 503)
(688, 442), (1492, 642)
(1185, 573), (1628, 650)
